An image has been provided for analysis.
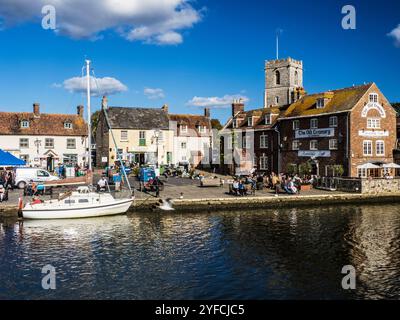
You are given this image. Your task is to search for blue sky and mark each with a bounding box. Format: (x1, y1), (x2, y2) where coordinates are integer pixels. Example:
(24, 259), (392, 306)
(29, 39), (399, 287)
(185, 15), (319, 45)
(0, 0), (399, 123)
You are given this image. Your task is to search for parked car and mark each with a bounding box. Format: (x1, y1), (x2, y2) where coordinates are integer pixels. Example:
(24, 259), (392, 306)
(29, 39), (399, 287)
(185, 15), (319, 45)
(14, 167), (59, 189)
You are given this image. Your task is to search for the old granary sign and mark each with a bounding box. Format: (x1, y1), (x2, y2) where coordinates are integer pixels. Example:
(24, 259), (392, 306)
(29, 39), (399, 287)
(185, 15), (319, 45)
(295, 128), (334, 139)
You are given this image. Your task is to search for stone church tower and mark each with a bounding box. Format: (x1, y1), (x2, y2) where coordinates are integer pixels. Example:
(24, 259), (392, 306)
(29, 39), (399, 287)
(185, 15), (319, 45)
(264, 57), (304, 108)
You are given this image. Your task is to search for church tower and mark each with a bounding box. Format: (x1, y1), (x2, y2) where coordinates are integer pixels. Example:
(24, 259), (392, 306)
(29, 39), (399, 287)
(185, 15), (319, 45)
(264, 57), (304, 108)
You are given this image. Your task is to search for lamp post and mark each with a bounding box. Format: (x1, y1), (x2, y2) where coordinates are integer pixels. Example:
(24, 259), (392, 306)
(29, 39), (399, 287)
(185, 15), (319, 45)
(34, 138), (41, 166)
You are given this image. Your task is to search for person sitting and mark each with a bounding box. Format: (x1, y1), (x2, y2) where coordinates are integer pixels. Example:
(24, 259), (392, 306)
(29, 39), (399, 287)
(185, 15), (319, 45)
(232, 180), (239, 195)
(285, 178), (298, 194)
(31, 196), (42, 205)
(97, 176), (107, 192)
(0, 184), (8, 202)
(239, 180), (246, 196)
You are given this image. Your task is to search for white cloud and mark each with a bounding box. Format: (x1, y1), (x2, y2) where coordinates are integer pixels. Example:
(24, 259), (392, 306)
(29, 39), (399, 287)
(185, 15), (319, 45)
(0, 0), (202, 45)
(388, 24), (400, 47)
(144, 87), (165, 99)
(62, 76), (127, 96)
(186, 94), (249, 108)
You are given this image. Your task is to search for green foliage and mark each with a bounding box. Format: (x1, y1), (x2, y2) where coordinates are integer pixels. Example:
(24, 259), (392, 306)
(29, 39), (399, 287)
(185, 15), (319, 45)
(287, 163), (298, 175)
(299, 161), (312, 176)
(333, 165), (344, 177)
(91, 110), (100, 138)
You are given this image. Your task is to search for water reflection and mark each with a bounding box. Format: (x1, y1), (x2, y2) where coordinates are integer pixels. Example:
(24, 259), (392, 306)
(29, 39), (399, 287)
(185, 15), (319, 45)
(1, 204), (400, 299)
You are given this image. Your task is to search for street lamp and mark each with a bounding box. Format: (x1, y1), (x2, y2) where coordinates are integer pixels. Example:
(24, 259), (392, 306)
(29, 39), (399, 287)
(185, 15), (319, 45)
(34, 138), (41, 166)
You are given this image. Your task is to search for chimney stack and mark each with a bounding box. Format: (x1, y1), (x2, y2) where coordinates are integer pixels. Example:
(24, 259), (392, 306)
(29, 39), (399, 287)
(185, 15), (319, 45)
(162, 104), (169, 113)
(77, 105), (84, 117)
(232, 99), (245, 117)
(101, 96), (108, 110)
(33, 102), (40, 116)
(204, 108), (210, 118)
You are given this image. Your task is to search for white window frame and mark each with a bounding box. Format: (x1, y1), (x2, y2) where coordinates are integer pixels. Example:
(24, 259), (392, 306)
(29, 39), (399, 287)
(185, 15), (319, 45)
(293, 120), (300, 130)
(329, 139), (338, 150)
(180, 125), (188, 133)
(67, 138), (76, 149)
(232, 119), (238, 128)
(363, 140), (373, 156)
(45, 138), (54, 149)
(121, 130), (128, 141)
(369, 93), (378, 103)
(265, 114), (272, 125)
(19, 138), (29, 149)
(376, 140), (385, 156)
(248, 117), (253, 127)
(21, 120), (29, 128)
(64, 122), (73, 129)
(310, 118), (318, 129)
(260, 156), (268, 170)
(292, 140), (299, 150)
(329, 116), (338, 128)
(227, 136), (233, 150)
(316, 99), (324, 109)
(358, 168), (367, 178)
(260, 135), (268, 149)
(242, 135), (251, 149)
(367, 118), (380, 129)
(181, 142), (187, 149)
(310, 140), (318, 151)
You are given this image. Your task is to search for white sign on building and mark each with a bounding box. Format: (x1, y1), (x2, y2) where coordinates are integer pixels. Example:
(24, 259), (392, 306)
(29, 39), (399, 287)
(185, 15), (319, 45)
(295, 128), (335, 139)
(298, 150), (331, 158)
(358, 130), (389, 137)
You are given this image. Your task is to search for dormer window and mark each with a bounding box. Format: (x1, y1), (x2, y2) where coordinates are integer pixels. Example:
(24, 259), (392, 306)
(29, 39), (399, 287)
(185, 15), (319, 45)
(265, 114), (272, 125)
(180, 125), (188, 133)
(21, 120), (29, 128)
(369, 93), (378, 103)
(316, 98), (325, 109)
(64, 122), (73, 129)
(197, 125), (206, 133)
(233, 119), (238, 128)
(248, 117), (253, 127)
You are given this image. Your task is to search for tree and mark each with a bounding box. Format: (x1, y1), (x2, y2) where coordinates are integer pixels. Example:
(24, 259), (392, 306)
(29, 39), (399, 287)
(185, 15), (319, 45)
(211, 119), (223, 130)
(91, 110), (100, 139)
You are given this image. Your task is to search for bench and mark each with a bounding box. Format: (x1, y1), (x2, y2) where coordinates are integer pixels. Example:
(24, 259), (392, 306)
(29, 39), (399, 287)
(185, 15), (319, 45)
(200, 178), (222, 187)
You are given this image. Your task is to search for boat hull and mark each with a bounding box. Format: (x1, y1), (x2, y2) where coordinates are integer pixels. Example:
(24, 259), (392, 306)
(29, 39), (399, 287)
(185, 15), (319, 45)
(22, 198), (134, 220)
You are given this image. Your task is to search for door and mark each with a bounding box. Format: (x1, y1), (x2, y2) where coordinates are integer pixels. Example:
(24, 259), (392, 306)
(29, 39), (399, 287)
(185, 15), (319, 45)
(47, 155), (54, 172)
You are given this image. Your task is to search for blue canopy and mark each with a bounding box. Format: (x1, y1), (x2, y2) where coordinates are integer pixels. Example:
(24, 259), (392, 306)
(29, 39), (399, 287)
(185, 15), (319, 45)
(0, 149), (26, 166)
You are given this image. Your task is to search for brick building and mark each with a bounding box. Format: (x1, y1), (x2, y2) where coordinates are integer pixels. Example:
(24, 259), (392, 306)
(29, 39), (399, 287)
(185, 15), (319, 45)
(220, 57), (397, 178)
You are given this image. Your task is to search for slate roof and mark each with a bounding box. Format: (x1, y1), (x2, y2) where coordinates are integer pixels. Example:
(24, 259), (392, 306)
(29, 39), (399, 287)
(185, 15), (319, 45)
(106, 107), (170, 130)
(168, 114), (212, 137)
(0, 112), (87, 136)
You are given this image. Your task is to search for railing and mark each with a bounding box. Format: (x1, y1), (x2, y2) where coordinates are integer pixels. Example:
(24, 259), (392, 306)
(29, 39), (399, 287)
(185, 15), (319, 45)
(315, 177), (362, 193)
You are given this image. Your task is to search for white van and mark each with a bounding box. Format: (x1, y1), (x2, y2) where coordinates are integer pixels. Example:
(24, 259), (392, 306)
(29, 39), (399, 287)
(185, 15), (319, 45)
(14, 168), (60, 189)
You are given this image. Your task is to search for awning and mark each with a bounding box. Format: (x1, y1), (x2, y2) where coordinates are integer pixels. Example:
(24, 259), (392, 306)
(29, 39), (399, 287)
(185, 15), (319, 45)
(0, 149), (26, 166)
(357, 163), (381, 169)
(381, 163), (400, 169)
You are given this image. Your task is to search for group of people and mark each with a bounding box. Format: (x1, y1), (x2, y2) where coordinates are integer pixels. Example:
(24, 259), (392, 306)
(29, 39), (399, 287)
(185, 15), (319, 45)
(231, 177), (256, 196)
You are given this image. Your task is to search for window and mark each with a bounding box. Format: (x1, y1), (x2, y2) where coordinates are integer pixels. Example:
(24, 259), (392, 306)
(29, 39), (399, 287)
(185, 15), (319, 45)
(260, 156), (268, 170)
(232, 119), (238, 128)
(376, 140), (385, 156)
(139, 131), (146, 146)
(292, 140), (299, 150)
(181, 142), (187, 149)
(37, 170), (50, 177)
(63, 154), (78, 164)
(369, 93), (378, 103)
(310, 118), (318, 129)
(21, 120), (29, 128)
(180, 125), (188, 133)
(275, 70), (280, 85)
(242, 135), (250, 149)
(19, 138), (29, 148)
(20, 154), (29, 163)
(260, 135), (268, 149)
(227, 136), (233, 149)
(67, 138), (76, 149)
(329, 116), (338, 127)
(316, 99), (324, 109)
(121, 130), (128, 141)
(310, 140), (318, 150)
(65, 200), (76, 204)
(294, 71), (299, 85)
(275, 96), (279, 105)
(367, 118), (380, 129)
(248, 117), (253, 127)
(293, 120), (300, 130)
(78, 199), (89, 203)
(329, 139), (338, 150)
(182, 156), (187, 161)
(363, 140), (372, 156)
(198, 126), (207, 133)
(358, 168), (367, 178)
(64, 122), (73, 129)
(45, 138), (54, 149)
(265, 114), (272, 125)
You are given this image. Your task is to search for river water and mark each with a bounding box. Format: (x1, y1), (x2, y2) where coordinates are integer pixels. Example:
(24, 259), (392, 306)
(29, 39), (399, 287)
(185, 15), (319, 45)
(1, 204), (400, 300)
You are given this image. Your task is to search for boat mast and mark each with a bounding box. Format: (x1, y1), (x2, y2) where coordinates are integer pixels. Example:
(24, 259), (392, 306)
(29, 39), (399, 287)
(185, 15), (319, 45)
(86, 60), (92, 173)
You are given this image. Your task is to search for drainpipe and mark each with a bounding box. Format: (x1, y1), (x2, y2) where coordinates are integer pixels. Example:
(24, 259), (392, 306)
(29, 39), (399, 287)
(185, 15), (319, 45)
(346, 113), (350, 176)
(274, 125), (281, 173)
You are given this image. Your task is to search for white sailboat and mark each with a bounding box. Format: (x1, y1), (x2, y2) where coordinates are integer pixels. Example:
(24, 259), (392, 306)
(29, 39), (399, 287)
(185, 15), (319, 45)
(22, 60), (134, 220)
